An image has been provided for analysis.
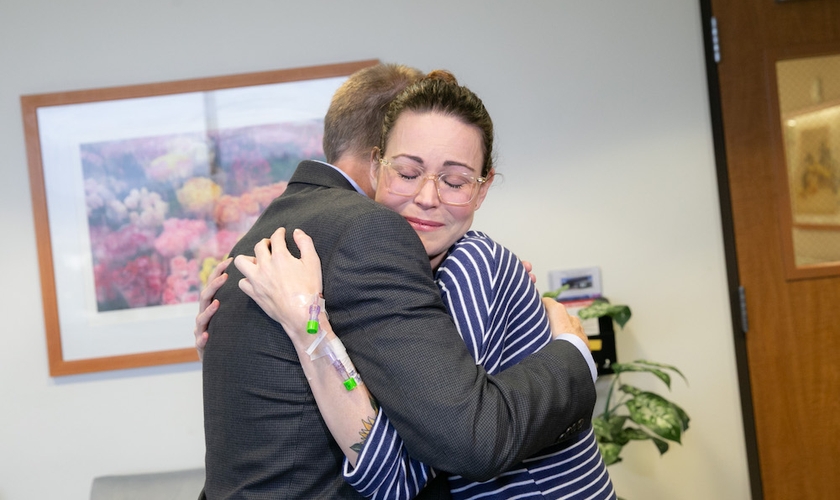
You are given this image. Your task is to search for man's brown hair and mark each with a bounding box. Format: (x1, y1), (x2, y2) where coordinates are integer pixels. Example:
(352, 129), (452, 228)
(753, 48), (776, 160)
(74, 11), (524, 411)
(323, 63), (423, 164)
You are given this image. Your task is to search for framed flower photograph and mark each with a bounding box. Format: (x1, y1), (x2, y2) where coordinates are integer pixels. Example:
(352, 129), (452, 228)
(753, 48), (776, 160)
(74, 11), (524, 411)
(22, 59), (378, 376)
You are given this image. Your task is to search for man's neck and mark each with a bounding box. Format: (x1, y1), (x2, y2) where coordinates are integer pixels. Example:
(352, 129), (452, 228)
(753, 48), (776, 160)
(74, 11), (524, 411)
(333, 156), (374, 197)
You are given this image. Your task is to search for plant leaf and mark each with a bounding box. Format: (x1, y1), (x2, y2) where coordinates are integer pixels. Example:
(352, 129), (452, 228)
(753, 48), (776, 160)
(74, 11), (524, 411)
(612, 425), (672, 457)
(541, 284), (570, 299)
(593, 415), (629, 444)
(612, 362), (672, 389)
(625, 392), (686, 443)
(651, 436), (670, 455)
(633, 359), (688, 385)
(609, 305), (632, 328)
(674, 403), (691, 432)
(576, 301), (612, 319)
(621, 427), (671, 455)
(598, 441), (624, 466)
(626, 387), (690, 432)
(618, 383), (643, 398)
(577, 301), (632, 328)
(592, 416), (611, 441)
(621, 427), (650, 441)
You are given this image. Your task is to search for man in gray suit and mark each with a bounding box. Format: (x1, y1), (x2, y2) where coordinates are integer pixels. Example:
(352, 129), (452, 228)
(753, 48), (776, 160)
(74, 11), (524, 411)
(200, 63), (596, 499)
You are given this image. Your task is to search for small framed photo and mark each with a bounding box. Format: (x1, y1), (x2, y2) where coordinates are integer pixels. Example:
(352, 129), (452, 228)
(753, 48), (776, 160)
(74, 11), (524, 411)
(22, 59), (378, 376)
(547, 266), (603, 302)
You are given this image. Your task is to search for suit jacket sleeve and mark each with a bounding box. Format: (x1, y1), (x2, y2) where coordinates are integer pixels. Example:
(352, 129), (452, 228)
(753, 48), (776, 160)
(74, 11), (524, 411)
(322, 208), (596, 482)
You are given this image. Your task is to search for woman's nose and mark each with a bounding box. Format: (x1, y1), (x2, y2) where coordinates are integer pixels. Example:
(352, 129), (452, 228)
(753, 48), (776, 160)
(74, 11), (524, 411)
(414, 176), (440, 208)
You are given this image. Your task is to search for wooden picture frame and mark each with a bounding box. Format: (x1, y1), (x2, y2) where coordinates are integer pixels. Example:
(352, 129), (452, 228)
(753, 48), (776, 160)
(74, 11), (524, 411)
(22, 59), (378, 376)
(767, 44), (840, 280)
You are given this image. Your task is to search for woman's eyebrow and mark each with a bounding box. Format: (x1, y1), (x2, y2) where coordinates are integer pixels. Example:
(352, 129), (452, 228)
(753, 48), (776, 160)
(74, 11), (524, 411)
(393, 155), (476, 172)
(392, 154), (423, 164)
(442, 160), (477, 172)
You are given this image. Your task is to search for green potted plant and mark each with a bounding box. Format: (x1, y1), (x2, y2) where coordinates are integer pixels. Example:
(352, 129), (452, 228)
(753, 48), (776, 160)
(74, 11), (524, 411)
(543, 293), (690, 467)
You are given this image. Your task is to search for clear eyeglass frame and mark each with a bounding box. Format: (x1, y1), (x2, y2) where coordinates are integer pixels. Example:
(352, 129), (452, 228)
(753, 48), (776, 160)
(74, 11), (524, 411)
(378, 157), (488, 206)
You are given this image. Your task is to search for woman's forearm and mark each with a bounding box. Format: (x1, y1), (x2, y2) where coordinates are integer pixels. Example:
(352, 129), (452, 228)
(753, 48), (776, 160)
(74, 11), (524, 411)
(291, 322), (378, 467)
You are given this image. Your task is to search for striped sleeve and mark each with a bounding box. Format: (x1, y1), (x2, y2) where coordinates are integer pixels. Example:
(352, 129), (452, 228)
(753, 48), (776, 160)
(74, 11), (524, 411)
(342, 408), (435, 499)
(436, 231), (551, 372)
(434, 234), (495, 362)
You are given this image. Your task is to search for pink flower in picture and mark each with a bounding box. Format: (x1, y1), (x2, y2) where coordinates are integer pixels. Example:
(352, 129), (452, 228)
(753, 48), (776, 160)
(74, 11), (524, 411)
(110, 255), (166, 308)
(197, 229), (242, 262)
(213, 195), (244, 228)
(251, 181), (288, 209)
(212, 191), (265, 233)
(153, 218), (209, 258)
(216, 229), (242, 256)
(229, 153), (272, 193)
(299, 133), (324, 159)
(162, 256), (201, 305)
(93, 262), (119, 304)
(238, 191), (261, 217)
(90, 225), (158, 265)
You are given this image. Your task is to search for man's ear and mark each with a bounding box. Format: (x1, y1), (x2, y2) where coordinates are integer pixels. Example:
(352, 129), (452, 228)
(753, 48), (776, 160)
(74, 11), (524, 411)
(369, 147), (381, 192)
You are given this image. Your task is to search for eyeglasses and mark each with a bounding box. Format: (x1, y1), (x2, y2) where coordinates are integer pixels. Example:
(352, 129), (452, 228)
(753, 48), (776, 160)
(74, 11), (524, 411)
(378, 157), (488, 206)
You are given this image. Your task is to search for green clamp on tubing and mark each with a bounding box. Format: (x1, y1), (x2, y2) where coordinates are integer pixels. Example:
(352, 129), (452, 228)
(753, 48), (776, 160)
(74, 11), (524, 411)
(342, 378), (358, 391)
(307, 303), (320, 334)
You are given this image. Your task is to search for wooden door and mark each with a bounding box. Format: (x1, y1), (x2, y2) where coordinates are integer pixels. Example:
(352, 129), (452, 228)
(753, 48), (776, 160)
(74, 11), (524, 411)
(705, 0), (840, 498)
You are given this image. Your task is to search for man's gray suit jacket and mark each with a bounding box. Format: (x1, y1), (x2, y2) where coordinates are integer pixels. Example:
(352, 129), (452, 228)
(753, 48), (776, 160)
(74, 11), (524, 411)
(201, 161), (596, 499)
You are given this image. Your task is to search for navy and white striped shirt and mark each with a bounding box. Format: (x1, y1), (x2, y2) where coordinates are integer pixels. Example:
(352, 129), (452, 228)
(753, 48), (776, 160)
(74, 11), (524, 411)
(344, 231), (616, 499)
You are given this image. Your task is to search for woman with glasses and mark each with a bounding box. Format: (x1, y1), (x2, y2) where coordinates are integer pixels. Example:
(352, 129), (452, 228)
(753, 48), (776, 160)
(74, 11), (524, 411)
(202, 70), (614, 499)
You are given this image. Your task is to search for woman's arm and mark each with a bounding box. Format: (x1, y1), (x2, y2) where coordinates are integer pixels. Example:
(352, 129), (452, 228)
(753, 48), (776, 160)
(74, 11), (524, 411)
(233, 227), (380, 466)
(198, 227), (438, 496)
(288, 319), (380, 466)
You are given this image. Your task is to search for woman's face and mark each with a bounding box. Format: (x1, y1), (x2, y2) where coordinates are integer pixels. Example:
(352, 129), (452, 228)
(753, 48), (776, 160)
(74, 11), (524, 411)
(371, 111), (493, 269)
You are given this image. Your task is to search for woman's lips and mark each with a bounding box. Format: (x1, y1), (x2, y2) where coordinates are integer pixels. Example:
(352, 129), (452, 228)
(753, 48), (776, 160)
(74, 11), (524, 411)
(404, 216), (443, 231)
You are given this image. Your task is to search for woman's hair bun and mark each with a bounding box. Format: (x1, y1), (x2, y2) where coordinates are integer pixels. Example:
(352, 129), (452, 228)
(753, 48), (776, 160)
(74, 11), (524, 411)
(424, 69), (458, 85)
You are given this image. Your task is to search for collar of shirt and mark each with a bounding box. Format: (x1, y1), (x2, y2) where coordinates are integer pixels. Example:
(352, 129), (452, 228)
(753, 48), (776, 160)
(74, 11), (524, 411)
(313, 160), (368, 197)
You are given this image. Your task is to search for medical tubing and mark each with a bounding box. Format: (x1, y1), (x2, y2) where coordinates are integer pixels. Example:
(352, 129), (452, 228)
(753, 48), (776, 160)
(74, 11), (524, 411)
(307, 303), (320, 334)
(302, 295), (361, 390)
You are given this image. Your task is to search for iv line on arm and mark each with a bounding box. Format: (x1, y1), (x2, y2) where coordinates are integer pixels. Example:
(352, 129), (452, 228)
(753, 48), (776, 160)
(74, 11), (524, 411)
(303, 295), (363, 391)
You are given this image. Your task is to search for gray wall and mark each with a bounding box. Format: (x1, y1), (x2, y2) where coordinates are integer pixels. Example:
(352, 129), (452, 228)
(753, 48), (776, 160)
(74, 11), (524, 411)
(0, 1), (752, 498)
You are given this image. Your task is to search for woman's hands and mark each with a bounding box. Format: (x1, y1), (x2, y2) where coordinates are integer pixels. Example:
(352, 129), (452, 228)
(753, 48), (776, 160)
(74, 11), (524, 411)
(192, 228), (324, 359)
(235, 227), (324, 350)
(542, 297), (589, 350)
(194, 257), (232, 361)
(521, 260), (537, 284)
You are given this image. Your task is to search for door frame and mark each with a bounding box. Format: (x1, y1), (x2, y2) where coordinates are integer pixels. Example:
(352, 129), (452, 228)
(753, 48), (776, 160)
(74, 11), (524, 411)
(698, 1), (763, 498)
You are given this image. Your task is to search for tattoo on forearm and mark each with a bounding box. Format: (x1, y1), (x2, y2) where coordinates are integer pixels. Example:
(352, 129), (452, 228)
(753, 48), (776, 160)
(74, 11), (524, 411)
(349, 397), (380, 454)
